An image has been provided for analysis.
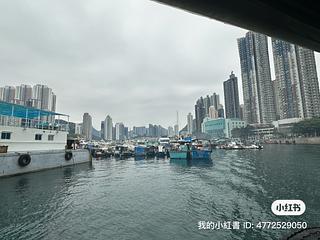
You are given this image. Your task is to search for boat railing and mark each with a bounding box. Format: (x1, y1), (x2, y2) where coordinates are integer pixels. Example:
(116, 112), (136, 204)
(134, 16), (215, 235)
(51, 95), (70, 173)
(0, 114), (68, 132)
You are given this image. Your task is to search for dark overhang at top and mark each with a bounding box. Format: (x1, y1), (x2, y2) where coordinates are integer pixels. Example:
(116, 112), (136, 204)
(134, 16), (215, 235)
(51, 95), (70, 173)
(152, 0), (320, 52)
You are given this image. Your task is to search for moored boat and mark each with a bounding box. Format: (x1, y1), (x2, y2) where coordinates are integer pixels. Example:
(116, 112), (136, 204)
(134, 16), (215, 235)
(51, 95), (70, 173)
(0, 100), (91, 178)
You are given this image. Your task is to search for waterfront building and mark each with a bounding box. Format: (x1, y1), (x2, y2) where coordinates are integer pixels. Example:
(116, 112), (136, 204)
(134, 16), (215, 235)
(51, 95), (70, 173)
(224, 72), (240, 119)
(104, 115), (113, 140)
(82, 113), (92, 141)
(115, 122), (125, 141)
(202, 118), (247, 139)
(250, 124), (275, 140)
(272, 118), (303, 136)
(187, 112), (193, 134)
(100, 121), (105, 140)
(238, 31), (276, 124)
(208, 106), (218, 119)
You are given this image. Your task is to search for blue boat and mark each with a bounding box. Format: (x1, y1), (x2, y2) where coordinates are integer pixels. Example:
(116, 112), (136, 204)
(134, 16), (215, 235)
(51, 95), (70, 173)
(169, 139), (212, 160)
(134, 146), (146, 157)
(191, 149), (211, 159)
(169, 151), (189, 159)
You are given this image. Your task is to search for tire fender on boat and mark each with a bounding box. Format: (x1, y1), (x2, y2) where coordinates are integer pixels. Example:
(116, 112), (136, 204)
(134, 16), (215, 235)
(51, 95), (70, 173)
(65, 151), (73, 161)
(18, 154), (31, 167)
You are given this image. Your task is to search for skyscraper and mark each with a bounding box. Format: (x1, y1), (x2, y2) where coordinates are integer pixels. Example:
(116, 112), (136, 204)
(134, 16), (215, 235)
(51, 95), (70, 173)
(208, 106), (218, 119)
(295, 46), (320, 118)
(104, 115), (113, 140)
(187, 112), (193, 134)
(204, 95), (211, 117)
(174, 124), (179, 136)
(239, 104), (244, 120)
(272, 79), (281, 120)
(0, 87), (4, 101)
(168, 126), (174, 137)
(15, 84), (32, 105)
(272, 39), (320, 119)
(272, 39), (303, 119)
(100, 121), (105, 140)
(210, 93), (220, 111)
(32, 84), (56, 111)
(224, 71), (240, 119)
(115, 122), (125, 141)
(82, 113), (92, 141)
(3, 86), (16, 103)
(238, 31), (276, 124)
(195, 97), (205, 133)
(217, 104), (225, 118)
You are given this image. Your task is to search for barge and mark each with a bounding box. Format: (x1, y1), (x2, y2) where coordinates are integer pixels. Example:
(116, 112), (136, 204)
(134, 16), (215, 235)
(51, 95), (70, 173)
(0, 101), (91, 178)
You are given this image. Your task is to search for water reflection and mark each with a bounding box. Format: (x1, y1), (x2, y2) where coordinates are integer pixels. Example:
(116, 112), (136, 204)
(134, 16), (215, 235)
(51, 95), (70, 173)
(1, 146), (320, 240)
(15, 177), (29, 193)
(170, 158), (213, 168)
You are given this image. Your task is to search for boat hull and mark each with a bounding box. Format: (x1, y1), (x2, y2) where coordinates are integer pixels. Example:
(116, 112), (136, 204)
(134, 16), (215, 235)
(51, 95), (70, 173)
(0, 149), (91, 178)
(191, 150), (211, 159)
(169, 151), (188, 159)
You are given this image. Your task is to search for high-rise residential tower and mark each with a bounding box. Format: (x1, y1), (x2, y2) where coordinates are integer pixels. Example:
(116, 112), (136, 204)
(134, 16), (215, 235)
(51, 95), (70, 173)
(82, 113), (92, 141)
(32, 84), (56, 111)
(15, 84), (33, 106)
(187, 112), (193, 134)
(272, 39), (303, 119)
(210, 93), (220, 111)
(104, 115), (113, 141)
(115, 122), (125, 141)
(0, 87), (4, 101)
(272, 39), (320, 119)
(238, 31), (276, 124)
(100, 121), (105, 140)
(208, 106), (218, 119)
(224, 71), (240, 119)
(194, 97), (206, 133)
(295, 46), (320, 118)
(3, 86), (16, 103)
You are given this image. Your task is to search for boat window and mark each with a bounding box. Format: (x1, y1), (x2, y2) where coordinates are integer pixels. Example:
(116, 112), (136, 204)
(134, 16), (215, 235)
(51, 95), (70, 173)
(35, 134), (42, 140)
(48, 135), (54, 141)
(1, 132), (11, 140)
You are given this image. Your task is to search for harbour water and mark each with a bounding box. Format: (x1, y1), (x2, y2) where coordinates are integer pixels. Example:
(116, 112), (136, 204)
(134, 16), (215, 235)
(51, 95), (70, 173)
(0, 145), (319, 240)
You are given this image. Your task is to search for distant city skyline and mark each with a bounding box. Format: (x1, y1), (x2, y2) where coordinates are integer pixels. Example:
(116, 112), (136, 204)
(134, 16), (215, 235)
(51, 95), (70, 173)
(0, 1), (319, 129)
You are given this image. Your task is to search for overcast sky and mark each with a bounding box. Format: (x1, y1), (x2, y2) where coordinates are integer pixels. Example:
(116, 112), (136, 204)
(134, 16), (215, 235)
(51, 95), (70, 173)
(0, 0), (319, 129)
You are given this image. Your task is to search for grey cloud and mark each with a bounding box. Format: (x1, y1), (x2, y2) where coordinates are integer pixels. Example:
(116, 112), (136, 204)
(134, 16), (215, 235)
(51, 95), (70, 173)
(1, 0), (318, 128)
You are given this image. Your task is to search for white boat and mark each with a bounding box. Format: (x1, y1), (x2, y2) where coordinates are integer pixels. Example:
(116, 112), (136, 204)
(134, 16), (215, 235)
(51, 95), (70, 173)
(0, 100), (90, 177)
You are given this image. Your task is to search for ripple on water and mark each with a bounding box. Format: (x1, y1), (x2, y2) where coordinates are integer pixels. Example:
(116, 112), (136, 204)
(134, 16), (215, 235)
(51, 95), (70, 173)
(0, 146), (320, 240)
